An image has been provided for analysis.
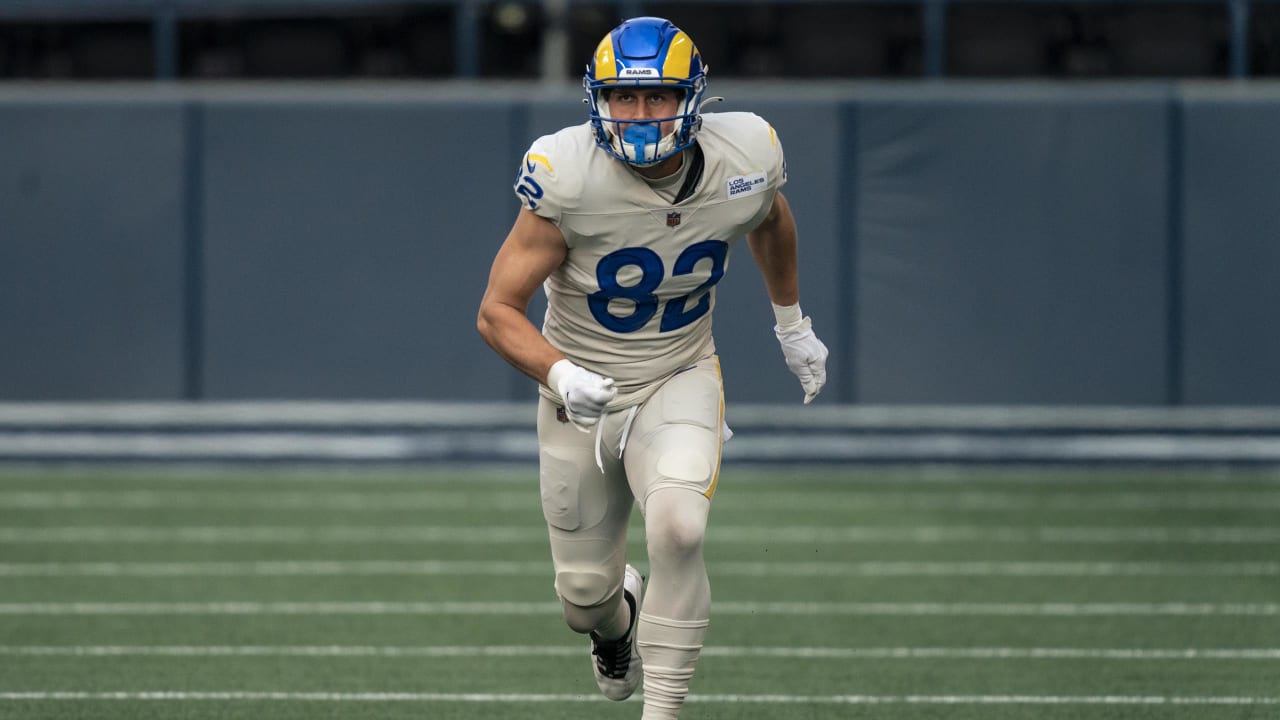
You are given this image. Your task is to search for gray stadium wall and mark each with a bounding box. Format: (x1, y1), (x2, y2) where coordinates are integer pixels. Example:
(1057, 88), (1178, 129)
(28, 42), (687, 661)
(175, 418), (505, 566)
(1, 82), (1277, 405)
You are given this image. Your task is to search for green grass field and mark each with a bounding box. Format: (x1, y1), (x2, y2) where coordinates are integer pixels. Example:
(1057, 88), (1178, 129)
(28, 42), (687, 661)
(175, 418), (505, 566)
(1, 463), (1278, 719)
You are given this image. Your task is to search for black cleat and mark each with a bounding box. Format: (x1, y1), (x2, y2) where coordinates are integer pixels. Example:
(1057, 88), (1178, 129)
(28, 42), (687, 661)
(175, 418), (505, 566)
(590, 564), (644, 700)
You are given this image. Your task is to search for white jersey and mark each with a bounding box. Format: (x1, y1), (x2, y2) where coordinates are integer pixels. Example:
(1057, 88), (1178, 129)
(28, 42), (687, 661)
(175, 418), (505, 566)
(514, 112), (787, 408)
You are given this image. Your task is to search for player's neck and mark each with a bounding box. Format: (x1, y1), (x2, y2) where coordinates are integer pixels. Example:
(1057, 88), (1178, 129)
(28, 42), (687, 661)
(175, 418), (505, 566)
(631, 150), (685, 181)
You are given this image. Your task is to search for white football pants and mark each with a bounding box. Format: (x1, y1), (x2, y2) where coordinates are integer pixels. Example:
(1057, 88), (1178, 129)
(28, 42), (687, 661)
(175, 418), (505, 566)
(537, 354), (723, 719)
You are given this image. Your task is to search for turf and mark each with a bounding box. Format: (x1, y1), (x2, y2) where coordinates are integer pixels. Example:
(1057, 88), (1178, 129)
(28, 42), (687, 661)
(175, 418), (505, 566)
(1, 463), (1277, 719)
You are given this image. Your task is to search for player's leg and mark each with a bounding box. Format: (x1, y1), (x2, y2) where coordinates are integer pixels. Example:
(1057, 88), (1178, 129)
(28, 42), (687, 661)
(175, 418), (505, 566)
(536, 396), (641, 699)
(622, 356), (724, 719)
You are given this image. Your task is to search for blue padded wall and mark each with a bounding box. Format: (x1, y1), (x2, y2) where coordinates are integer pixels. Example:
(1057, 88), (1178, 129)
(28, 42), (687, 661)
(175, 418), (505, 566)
(2, 84), (1279, 406)
(852, 86), (1171, 404)
(0, 95), (186, 399)
(1180, 87), (1280, 404)
(199, 97), (519, 399)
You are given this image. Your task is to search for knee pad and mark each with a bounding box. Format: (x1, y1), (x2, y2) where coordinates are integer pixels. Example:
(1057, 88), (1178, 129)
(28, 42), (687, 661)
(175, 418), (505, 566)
(655, 448), (712, 487)
(555, 569), (617, 632)
(556, 568), (613, 607)
(643, 446), (715, 499)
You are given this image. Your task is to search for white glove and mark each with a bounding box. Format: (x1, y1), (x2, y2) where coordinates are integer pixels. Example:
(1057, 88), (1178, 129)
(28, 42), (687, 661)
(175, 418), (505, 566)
(547, 359), (617, 432)
(775, 316), (829, 404)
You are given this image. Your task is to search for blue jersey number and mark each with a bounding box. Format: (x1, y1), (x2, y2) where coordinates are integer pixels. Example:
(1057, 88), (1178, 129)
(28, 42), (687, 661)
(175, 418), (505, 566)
(514, 157), (544, 210)
(589, 240), (729, 334)
(514, 175), (543, 210)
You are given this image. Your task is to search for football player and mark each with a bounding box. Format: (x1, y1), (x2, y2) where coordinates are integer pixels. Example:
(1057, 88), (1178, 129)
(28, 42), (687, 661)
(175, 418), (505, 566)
(477, 16), (829, 718)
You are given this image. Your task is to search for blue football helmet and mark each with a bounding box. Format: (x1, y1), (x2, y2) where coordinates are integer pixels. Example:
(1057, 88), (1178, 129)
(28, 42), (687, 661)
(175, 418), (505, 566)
(583, 17), (709, 166)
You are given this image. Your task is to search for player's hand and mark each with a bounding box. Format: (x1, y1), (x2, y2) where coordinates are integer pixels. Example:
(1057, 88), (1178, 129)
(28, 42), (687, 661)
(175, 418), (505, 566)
(547, 359), (617, 431)
(775, 317), (829, 404)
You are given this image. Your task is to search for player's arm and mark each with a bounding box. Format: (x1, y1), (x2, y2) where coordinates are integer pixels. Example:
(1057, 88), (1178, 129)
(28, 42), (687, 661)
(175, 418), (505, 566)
(477, 208), (569, 384)
(746, 191), (830, 404)
(746, 191), (800, 307)
(477, 209), (617, 426)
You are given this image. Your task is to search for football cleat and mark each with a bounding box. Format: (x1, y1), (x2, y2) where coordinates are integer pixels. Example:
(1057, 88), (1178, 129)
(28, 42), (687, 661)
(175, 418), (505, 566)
(590, 563), (644, 700)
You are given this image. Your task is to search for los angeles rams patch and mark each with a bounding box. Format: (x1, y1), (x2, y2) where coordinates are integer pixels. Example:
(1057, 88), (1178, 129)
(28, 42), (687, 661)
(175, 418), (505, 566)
(726, 171), (767, 199)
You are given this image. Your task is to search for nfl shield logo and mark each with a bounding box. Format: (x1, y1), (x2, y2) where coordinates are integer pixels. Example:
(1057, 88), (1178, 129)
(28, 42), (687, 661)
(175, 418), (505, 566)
(666, 212), (681, 228)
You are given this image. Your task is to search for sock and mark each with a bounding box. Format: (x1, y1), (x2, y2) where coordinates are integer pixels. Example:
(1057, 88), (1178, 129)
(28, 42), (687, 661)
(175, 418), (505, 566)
(637, 612), (709, 720)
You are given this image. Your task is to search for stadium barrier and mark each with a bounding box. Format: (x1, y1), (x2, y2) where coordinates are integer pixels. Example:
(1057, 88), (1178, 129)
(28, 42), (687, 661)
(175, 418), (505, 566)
(3, 402), (1280, 464)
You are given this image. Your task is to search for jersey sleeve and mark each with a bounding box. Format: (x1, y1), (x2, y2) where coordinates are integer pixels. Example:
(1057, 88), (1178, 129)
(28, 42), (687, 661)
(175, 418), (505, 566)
(721, 111), (788, 195)
(512, 136), (563, 224)
(762, 118), (788, 192)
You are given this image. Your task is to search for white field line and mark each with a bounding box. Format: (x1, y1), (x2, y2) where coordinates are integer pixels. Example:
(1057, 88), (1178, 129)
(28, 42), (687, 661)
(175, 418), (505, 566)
(3, 525), (1279, 544)
(5, 489), (1280, 511)
(0, 691), (1275, 706)
(0, 464), (535, 484)
(4, 645), (1280, 660)
(0, 526), (548, 544)
(0, 602), (1276, 616)
(3, 560), (1279, 578)
(0, 491), (525, 511)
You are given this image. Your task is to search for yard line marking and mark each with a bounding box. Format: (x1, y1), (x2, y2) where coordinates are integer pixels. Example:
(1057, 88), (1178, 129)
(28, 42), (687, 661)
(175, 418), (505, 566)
(5, 489), (1280, 511)
(0, 602), (1275, 616)
(0, 490), (529, 511)
(3, 560), (1279, 578)
(717, 490), (1280, 511)
(2, 525), (1278, 544)
(0, 561), (544, 577)
(0, 691), (1275, 705)
(719, 525), (1280, 544)
(0, 526), (548, 544)
(712, 602), (1280, 616)
(4, 645), (1279, 660)
(711, 561), (1280, 577)
(0, 464), (534, 484)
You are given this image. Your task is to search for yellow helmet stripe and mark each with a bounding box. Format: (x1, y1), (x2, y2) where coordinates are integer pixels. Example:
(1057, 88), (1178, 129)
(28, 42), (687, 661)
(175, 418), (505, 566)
(661, 32), (695, 83)
(593, 36), (617, 81)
